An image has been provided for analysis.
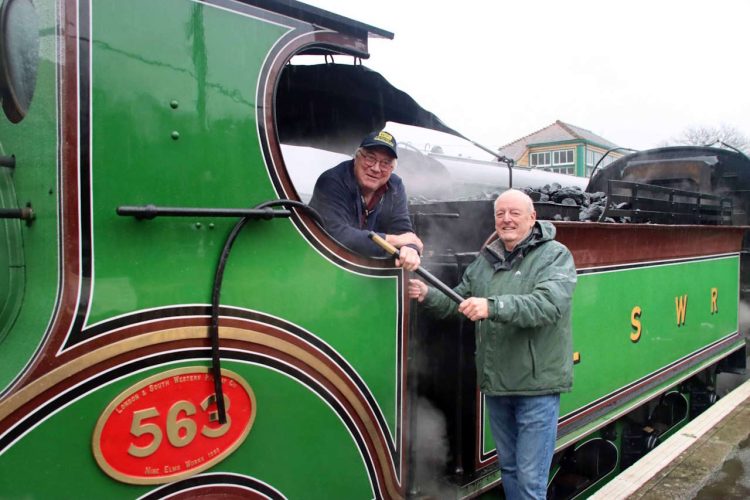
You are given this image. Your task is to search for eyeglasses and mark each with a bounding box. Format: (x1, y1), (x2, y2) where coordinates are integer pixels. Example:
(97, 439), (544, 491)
(358, 151), (395, 170)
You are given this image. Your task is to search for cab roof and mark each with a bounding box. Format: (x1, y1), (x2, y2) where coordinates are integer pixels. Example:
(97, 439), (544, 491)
(245, 0), (394, 41)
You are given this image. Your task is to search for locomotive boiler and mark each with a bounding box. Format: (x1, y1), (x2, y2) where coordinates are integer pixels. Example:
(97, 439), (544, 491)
(0, 0), (746, 499)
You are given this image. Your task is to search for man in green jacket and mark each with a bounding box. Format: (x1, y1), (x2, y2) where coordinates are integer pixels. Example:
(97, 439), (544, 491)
(408, 189), (577, 500)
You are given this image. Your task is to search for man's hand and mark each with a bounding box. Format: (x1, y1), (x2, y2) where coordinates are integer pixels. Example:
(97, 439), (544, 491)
(386, 232), (424, 254)
(396, 245), (421, 271)
(458, 297), (489, 322)
(408, 279), (428, 302)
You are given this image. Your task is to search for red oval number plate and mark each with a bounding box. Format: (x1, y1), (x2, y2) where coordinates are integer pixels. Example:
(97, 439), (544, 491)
(92, 367), (256, 484)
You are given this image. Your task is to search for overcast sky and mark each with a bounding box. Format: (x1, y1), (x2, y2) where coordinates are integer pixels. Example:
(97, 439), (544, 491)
(302, 0), (750, 156)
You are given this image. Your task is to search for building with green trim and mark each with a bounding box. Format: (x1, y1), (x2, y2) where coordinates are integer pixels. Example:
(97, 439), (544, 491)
(498, 120), (625, 178)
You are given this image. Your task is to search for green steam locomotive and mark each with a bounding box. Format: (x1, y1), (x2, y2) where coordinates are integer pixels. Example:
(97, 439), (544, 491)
(0, 0), (745, 498)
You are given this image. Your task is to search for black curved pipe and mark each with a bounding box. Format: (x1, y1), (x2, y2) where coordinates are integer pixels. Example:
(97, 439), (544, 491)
(117, 199), (324, 423)
(209, 199), (323, 423)
(589, 146), (637, 180)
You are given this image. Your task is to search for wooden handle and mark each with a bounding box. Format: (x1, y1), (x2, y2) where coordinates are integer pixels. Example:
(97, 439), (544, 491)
(368, 231), (464, 304)
(368, 232), (399, 256)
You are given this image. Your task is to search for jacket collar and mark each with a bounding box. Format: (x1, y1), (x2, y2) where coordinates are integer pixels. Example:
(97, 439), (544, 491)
(482, 221), (554, 271)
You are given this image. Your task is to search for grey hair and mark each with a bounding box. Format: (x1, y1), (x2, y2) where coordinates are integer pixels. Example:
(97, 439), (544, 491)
(495, 189), (535, 213)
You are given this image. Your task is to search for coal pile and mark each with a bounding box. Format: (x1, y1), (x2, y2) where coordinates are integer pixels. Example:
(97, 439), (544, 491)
(520, 184), (619, 222)
(410, 184), (633, 223)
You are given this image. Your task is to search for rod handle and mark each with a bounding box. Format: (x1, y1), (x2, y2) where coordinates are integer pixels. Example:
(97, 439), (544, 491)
(368, 231), (399, 256)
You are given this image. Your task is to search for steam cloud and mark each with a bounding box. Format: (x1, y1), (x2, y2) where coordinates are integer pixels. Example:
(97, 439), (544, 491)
(410, 397), (452, 498)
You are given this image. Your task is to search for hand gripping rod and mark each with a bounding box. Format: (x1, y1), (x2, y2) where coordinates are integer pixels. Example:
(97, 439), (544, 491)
(368, 232), (464, 304)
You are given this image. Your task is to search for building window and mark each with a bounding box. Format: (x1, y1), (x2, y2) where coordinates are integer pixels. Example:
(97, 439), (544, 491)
(531, 149), (574, 174)
(540, 165), (575, 175)
(586, 149), (615, 176)
(553, 149), (574, 165)
(530, 151), (551, 167)
(532, 149), (573, 168)
(586, 150), (600, 167)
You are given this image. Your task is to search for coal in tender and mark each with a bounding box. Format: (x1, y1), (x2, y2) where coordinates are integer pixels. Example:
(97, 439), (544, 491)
(579, 204), (604, 222)
(586, 191), (607, 204)
(551, 186), (586, 205)
(526, 190), (542, 201)
(542, 183), (562, 194)
(522, 184), (608, 221)
(409, 183), (622, 225)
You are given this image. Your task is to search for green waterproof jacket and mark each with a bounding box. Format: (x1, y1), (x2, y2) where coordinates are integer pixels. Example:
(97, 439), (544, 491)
(422, 221), (577, 396)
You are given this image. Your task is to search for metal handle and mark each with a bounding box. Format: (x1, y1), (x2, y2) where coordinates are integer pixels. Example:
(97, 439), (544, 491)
(368, 231), (464, 304)
(0, 206), (34, 223)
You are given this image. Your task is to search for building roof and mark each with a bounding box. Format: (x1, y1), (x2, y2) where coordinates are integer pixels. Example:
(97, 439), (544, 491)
(498, 120), (620, 161)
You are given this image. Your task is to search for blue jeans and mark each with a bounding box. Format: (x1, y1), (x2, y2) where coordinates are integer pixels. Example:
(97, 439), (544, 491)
(486, 394), (560, 500)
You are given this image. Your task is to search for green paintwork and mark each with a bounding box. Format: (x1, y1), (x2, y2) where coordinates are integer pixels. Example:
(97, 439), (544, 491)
(1, 0), (401, 497)
(529, 139), (582, 148)
(576, 144), (585, 177)
(88, 0), (399, 433)
(89, 0), (290, 322)
(566, 255), (738, 413)
(0, 166), (23, 344)
(530, 138), (619, 152)
(0, 360), (373, 498)
(0, 0), (60, 390)
(484, 255), (740, 453)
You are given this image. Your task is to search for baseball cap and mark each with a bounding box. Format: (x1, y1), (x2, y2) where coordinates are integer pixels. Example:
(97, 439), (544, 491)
(359, 130), (398, 158)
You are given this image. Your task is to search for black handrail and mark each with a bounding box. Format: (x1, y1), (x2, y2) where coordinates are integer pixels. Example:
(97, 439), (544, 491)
(702, 140), (749, 159)
(0, 155), (15, 168)
(0, 207), (33, 220)
(598, 180), (732, 224)
(117, 199), (324, 423)
(117, 205), (289, 221)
